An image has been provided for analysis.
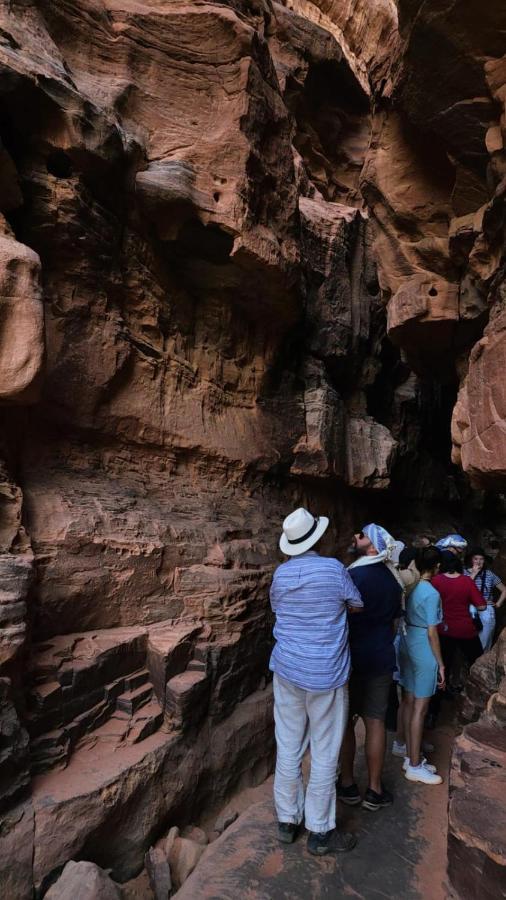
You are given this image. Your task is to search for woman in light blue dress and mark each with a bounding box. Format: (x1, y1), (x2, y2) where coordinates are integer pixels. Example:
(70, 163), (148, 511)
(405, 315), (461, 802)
(399, 547), (445, 785)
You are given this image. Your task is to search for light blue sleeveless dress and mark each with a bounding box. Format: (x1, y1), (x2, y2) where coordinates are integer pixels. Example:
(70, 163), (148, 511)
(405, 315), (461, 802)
(399, 580), (442, 698)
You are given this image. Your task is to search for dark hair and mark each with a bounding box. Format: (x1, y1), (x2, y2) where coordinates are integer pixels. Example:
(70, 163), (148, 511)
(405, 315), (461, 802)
(399, 547), (417, 569)
(465, 546), (486, 565)
(415, 546), (442, 575)
(465, 546), (489, 593)
(440, 551), (463, 574)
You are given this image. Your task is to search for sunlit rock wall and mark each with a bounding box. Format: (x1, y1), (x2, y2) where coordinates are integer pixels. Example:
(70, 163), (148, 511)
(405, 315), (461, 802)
(1, 1), (506, 896)
(0, 1), (404, 894)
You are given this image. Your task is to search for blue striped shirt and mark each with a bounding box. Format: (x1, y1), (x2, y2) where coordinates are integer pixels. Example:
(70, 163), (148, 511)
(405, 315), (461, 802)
(269, 551), (363, 691)
(465, 568), (501, 604)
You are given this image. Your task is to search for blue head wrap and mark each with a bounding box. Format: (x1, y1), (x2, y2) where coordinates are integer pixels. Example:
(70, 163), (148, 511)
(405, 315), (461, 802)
(363, 523), (395, 555)
(435, 534), (467, 551)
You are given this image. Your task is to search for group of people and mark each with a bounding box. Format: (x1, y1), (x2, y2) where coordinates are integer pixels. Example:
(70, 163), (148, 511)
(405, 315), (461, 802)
(269, 508), (505, 857)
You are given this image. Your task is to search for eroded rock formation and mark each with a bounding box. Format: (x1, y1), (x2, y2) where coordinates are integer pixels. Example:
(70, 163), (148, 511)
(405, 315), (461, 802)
(364, 0), (506, 489)
(0, 1), (505, 897)
(452, 631), (506, 899)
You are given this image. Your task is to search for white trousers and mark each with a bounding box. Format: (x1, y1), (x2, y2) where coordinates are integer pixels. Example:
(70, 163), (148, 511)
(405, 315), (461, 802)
(478, 605), (496, 652)
(273, 673), (348, 834)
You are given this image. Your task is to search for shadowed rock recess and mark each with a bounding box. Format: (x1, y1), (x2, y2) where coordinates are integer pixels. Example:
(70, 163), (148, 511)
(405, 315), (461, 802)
(0, 1), (506, 897)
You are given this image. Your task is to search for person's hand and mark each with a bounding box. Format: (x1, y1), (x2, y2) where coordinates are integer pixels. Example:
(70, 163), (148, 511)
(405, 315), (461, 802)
(470, 564), (482, 578)
(437, 664), (446, 691)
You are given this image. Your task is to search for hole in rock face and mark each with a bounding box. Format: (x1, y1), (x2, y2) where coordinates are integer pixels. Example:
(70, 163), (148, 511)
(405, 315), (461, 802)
(429, 286), (438, 296)
(286, 58), (369, 204)
(213, 192), (220, 203)
(173, 219), (234, 264)
(46, 150), (73, 179)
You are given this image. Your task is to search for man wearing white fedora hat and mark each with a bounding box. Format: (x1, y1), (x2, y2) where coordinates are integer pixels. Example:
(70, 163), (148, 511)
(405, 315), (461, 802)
(269, 507), (364, 856)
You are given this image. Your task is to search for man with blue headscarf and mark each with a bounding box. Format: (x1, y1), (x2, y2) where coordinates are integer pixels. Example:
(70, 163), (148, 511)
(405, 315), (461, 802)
(337, 524), (403, 811)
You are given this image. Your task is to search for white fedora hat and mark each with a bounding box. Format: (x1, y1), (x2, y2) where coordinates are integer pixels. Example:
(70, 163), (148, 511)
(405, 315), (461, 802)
(279, 507), (329, 556)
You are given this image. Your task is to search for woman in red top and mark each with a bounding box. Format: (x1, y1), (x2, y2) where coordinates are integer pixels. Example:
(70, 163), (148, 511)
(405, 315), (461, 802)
(432, 554), (486, 682)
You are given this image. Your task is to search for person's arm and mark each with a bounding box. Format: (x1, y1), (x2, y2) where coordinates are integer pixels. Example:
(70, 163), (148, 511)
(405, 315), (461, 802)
(468, 576), (487, 611)
(495, 581), (506, 608)
(398, 563), (420, 597)
(489, 572), (506, 608)
(428, 626), (445, 690)
(344, 569), (364, 613)
(468, 564), (481, 581)
(269, 575), (279, 612)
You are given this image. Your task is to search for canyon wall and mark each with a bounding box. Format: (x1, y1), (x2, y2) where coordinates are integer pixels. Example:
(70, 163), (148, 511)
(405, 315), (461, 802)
(0, 1), (505, 897)
(363, 3), (506, 897)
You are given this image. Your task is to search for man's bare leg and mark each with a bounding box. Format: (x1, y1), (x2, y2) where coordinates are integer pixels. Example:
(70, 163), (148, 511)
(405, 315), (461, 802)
(364, 716), (386, 794)
(339, 719), (356, 787)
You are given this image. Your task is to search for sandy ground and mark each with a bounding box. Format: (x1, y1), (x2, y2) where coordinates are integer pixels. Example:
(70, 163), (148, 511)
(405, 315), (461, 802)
(125, 703), (457, 899)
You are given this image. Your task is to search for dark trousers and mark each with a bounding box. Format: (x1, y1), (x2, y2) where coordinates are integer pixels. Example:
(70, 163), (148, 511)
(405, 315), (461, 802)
(432, 634), (483, 720)
(385, 681), (399, 732)
(439, 634), (483, 672)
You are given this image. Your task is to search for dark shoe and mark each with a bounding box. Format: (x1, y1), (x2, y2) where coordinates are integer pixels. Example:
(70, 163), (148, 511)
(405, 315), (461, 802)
(334, 830), (357, 852)
(278, 822), (298, 844)
(336, 781), (362, 806)
(362, 787), (393, 811)
(307, 830), (334, 856)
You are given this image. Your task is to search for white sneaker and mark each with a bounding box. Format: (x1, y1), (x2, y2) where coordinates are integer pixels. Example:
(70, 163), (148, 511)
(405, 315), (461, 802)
(392, 740), (407, 757)
(405, 764), (442, 785)
(403, 756), (437, 774)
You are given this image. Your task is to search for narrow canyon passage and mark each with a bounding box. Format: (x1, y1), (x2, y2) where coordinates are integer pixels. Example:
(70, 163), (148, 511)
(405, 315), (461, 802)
(176, 714), (456, 900)
(1, 2), (506, 899)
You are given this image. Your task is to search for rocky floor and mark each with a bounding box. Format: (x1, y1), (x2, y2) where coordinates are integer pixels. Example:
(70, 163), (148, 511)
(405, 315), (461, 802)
(175, 715), (456, 900)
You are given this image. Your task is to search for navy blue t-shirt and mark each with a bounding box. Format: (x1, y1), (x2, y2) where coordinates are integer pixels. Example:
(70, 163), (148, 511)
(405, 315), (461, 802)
(348, 562), (402, 677)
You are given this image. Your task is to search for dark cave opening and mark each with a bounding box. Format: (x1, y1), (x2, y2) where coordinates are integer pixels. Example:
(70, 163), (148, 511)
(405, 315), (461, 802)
(46, 149), (74, 179)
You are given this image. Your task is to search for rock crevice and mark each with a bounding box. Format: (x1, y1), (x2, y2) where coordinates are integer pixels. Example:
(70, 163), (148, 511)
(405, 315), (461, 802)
(0, 2), (505, 897)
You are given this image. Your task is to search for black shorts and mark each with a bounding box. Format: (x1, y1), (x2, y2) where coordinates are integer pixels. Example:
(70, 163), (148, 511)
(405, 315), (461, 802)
(349, 672), (392, 721)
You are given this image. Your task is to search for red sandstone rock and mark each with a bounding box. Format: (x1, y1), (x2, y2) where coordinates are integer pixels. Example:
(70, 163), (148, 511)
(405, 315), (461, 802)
(0, 0), (505, 895)
(163, 827), (179, 862)
(180, 825), (208, 847)
(286, 0), (398, 96)
(449, 725), (506, 900)
(452, 312), (506, 487)
(0, 553), (33, 672)
(144, 846), (172, 900)
(0, 223), (44, 402)
(449, 631), (506, 898)
(168, 836), (205, 890)
(0, 678), (30, 811)
(44, 861), (123, 900)
(366, 0), (506, 485)
(0, 799), (34, 900)
(30, 687), (273, 889)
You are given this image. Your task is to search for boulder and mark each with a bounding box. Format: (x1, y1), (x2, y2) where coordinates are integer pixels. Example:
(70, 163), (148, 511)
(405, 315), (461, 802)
(213, 810), (239, 837)
(163, 827), (180, 860)
(0, 799), (34, 900)
(0, 678), (30, 811)
(144, 846), (172, 900)
(167, 837), (205, 890)
(448, 630), (506, 898)
(0, 225), (44, 403)
(44, 861), (122, 900)
(180, 826), (208, 847)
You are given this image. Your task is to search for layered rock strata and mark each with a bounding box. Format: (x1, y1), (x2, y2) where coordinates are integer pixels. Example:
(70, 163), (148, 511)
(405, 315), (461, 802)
(0, 1), (506, 896)
(451, 631), (506, 899)
(360, 0), (506, 488)
(0, 1), (406, 894)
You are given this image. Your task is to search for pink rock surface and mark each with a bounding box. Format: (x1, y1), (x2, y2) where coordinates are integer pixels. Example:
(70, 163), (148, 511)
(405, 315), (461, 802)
(0, 1), (505, 896)
(44, 861), (123, 900)
(0, 225), (43, 402)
